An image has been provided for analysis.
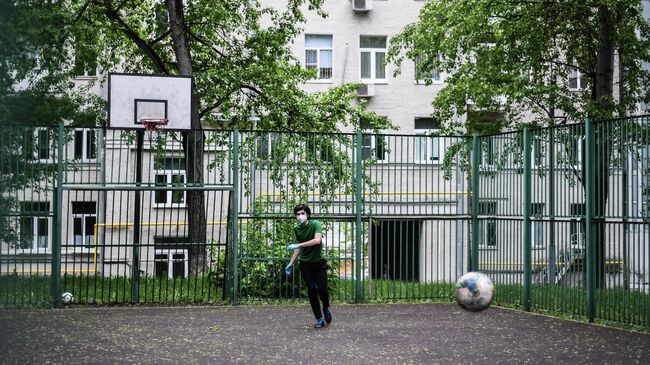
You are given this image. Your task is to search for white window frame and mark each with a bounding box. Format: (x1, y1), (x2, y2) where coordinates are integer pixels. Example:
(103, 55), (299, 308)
(569, 135), (584, 168)
(568, 68), (587, 91)
(71, 201), (97, 252)
(414, 118), (442, 164)
(19, 202), (51, 253)
(73, 129), (97, 162)
(414, 56), (443, 85)
(154, 249), (189, 279)
(361, 133), (387, 162)
(305, 34), (333, 82)
(154, 158), (186, 208)
(256, 132), (278, 161)
(359, 36), (388, 83)
(414, 130), (442, 164)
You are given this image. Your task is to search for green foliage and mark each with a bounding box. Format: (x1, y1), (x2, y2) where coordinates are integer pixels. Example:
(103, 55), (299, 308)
(388, 0), (650, 132)
(236, 213), (342, 299)
(70, 1), (390, 133)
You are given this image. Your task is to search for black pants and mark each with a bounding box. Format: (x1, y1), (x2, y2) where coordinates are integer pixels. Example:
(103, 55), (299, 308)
(300, 260), (330, 319)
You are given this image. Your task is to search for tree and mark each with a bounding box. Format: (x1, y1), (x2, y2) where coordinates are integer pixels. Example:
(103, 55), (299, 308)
(0, 1), (102, 248)
(73, 0), (390, 275)
(388, 0), (650, 287)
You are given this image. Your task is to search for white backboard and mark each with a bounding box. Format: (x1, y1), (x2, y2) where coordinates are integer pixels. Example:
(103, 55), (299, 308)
(108, 73), (193, 130)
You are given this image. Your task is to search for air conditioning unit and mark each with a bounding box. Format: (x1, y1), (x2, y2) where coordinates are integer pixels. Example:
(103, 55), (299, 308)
(352, 0), (373, 12)
(357, 83), (375, 97)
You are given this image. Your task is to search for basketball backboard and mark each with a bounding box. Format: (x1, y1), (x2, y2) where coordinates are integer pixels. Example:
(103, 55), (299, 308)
(108, 73), (193, 130)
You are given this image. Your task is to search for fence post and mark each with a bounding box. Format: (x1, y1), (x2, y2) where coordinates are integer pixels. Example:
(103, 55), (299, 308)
(585, 119), (596, 322)
(355, 130), (363, 303)
(232, 129), (240, 305)
(471, 135), (480, 272)
(523, 128), (532, 311)
(131, 130), (144, 303)
(52, 122), (64, 308)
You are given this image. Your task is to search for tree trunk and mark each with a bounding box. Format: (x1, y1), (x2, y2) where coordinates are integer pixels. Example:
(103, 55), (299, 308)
(167, 0), (206, 275)
(592, 5), (616, 289)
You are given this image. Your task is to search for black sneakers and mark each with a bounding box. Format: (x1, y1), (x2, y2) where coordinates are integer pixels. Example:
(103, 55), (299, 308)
(324, 307), (332, 324)
(314, 318), (326, 328)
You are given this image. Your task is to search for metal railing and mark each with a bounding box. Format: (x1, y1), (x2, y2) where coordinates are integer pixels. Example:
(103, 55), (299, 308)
(0, 118), (647, 329)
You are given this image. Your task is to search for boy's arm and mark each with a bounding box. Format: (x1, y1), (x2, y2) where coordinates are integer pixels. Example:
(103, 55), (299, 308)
(288, 248), (301, 264)
(294, 233), (322, 248)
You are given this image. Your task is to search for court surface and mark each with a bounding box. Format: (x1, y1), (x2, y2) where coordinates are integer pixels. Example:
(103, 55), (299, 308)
(1, 303), (649, 364)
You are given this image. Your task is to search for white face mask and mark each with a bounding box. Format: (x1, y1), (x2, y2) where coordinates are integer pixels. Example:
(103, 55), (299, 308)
(296, 214), (308, 224)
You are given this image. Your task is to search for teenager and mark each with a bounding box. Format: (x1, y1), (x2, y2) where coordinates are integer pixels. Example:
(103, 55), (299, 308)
(285, 204), (332, 328)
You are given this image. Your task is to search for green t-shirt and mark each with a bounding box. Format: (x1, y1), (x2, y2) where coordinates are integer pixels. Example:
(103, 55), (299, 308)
(293, 220), (323, 263)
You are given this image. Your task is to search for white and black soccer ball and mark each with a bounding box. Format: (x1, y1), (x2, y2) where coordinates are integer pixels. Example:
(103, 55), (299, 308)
(61, 292), (74, 304)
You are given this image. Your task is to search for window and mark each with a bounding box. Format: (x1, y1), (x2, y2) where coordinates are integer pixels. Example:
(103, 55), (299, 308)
(478, 201), (497, 247)
(361, 133), (386, 161)
(305, 35), (333, 80)
(415, 55), (442, 84)
(256, 133), (278, 160)
(154, 157), (186, 207)
(72, 201), (96, 249)
(531, 203), (544, 248)
(360, 36), (387, 82)
(74, 129), (97, 161)
(19, 202), (50, 251)
(414, 118), (441, 163)
(360, 121), (387, 161)
(31, 128), (52, 161)
(569, 134), (584, 166)
(154, 249), (189, 279)
(568, 68), (586, 90)
(570, 203), (585, 248)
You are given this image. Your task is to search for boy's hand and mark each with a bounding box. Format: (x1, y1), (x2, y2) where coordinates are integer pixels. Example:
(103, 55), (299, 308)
(285, 263), (293, 275)
(287, 244), (301, 251)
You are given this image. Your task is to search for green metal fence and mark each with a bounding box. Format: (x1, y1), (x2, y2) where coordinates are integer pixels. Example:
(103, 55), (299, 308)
(1, 126), (234, 306)
(0, 118), (648, 328)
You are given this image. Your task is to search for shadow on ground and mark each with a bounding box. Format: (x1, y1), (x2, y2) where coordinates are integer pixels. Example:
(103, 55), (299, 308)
(1, 303), (649, 364)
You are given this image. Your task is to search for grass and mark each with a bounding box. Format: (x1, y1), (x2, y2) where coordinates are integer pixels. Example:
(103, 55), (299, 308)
(2, 275), (647, 332)
(0, 274), (223, 307)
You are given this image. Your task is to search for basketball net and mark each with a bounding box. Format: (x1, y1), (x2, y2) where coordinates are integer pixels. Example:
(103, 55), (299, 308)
(140, 118), (169, 144)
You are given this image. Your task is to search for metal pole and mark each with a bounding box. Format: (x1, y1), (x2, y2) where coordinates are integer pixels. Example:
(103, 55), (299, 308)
(523, 128), (532, 311)
(471, 135), (480, 272)
(232, 129), (240, 304)
(455, 150), (464, 279)
(585, 119), (596, 322)
(52, 122), (64, 308)
(548, 127), (556, 284)
(355, 131), (363, 303)
(131, 130), (143, 303)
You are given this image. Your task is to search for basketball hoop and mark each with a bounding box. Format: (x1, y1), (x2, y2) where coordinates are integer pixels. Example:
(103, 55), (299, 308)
(140, 118), (169, 132)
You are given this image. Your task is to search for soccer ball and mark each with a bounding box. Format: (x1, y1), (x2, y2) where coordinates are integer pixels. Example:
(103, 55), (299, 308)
(455, 272), (494, 312)
(61, 292), (74, 304)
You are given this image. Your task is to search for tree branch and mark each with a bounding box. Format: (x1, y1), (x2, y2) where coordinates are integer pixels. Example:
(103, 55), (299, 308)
(150, 29), (171, 45)
(187, 31), (226, 58)
(102, 4), (169, 74)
